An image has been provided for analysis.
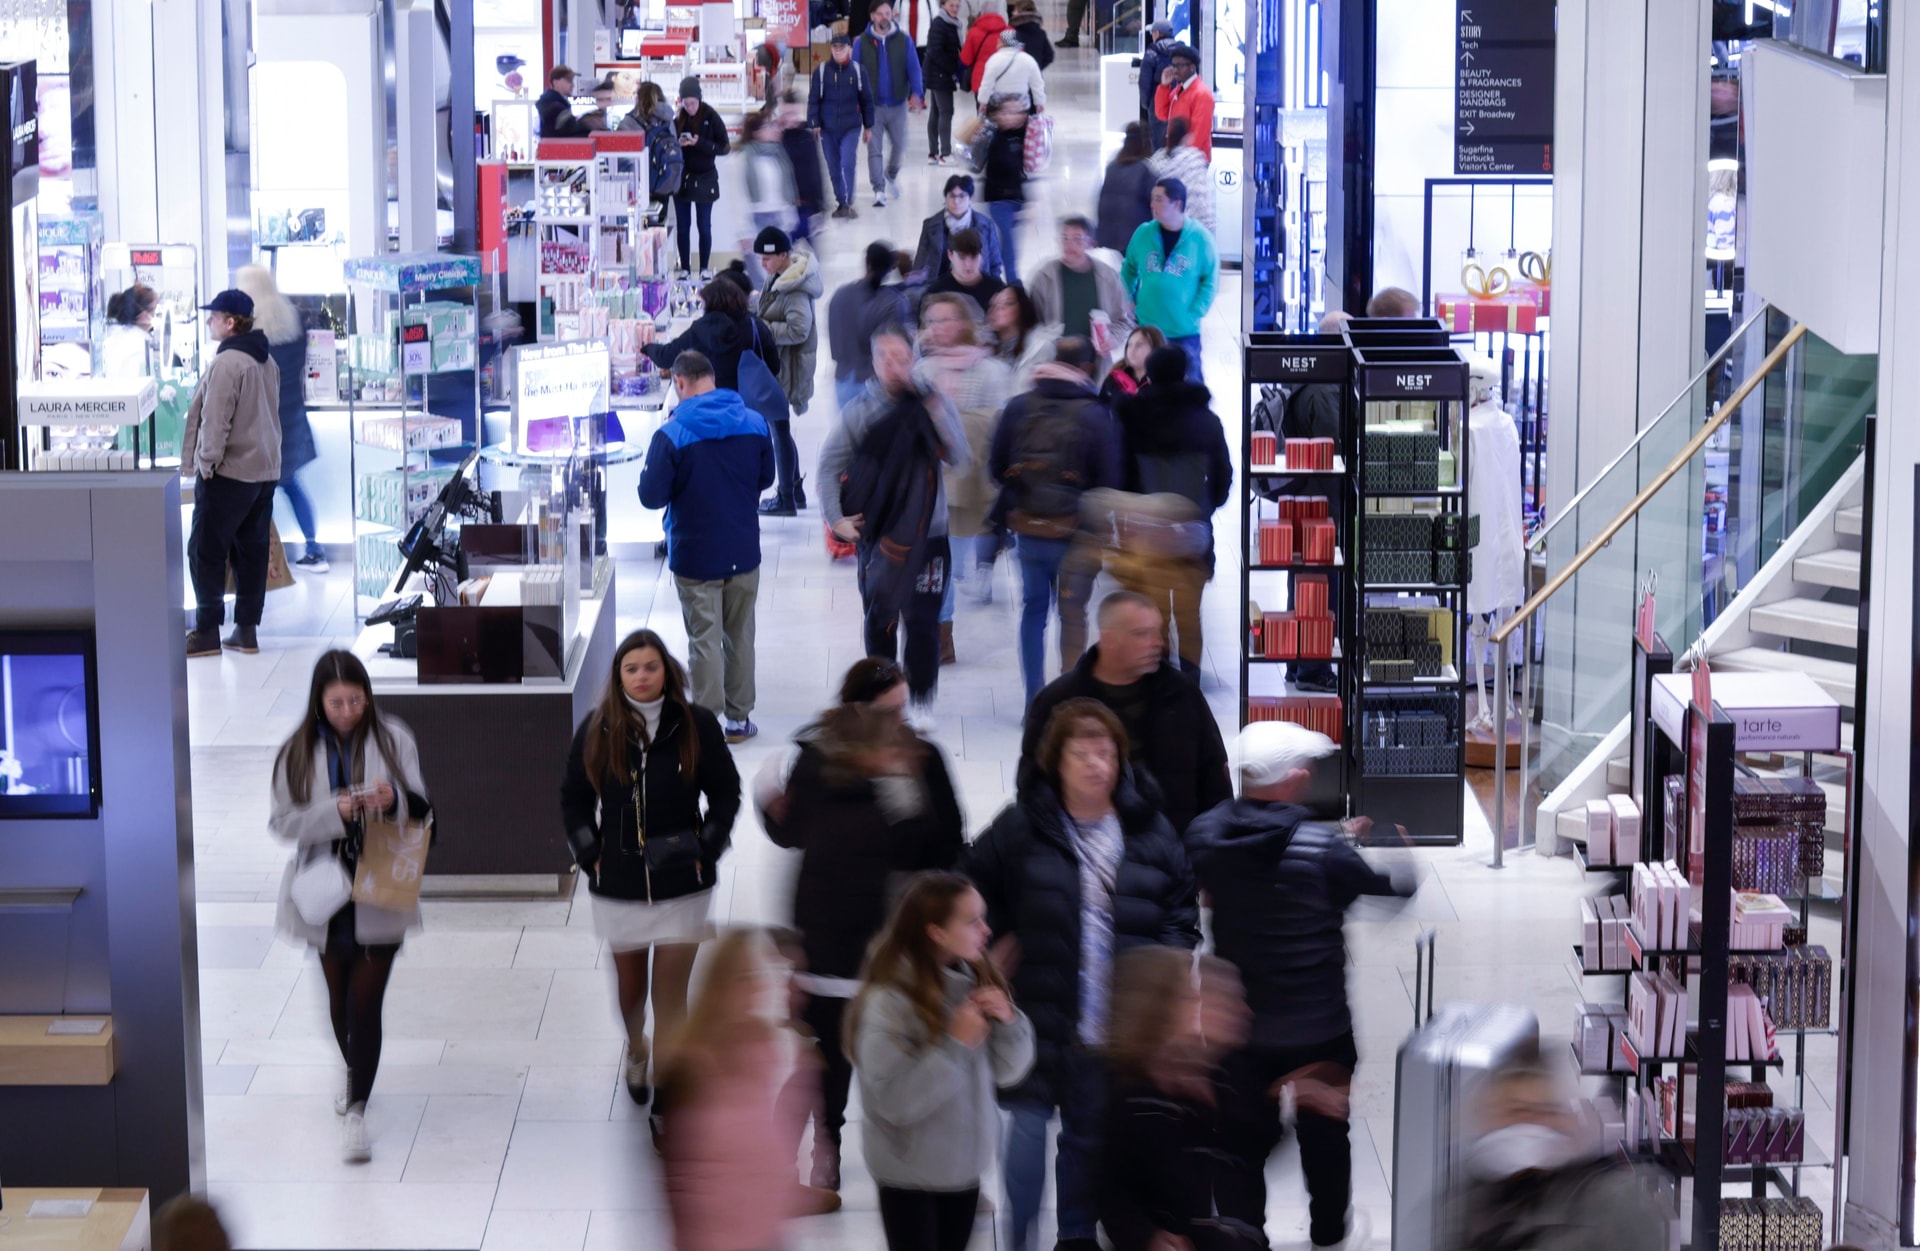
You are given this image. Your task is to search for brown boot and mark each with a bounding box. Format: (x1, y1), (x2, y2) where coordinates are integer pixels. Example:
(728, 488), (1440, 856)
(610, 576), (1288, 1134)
(940, 621), (956, 665)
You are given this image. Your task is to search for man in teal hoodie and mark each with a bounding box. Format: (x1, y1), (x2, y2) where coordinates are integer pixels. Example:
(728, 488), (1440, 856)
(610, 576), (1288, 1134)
(1120, 176), (1218, 384)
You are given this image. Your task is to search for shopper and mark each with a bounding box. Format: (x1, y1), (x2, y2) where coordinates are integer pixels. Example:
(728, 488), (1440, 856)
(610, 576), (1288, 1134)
(828, 241), (912, 409)
(269, 650), (431, 1164)
(658, 929), (809, 1251)
(778, 92), (828, 243)
(1137, 22), (1179, 144)
(1113, 344), (1231, 675)
(1187, 720), (1417, 1251)
(1367, 285), (1421, 318)
(644, 276), (781, 391)
(1019, 590), (1231, 836)
(1153, 44), (1214, 160)
(809, 35), (876, 220)
(989, 337), (1119, 703)
(101, 283), (157, 379)
(673, 77), (732, 278)
(1095, 123), (1158, 254)
(624, 81), (683, 226)
(639, 352), (775, 741)
(924, 0), (966, 164)
(978, 93), (1030, 279)
(965, 697), (1200, 1251)
(743, 108), (800, 263)
(856, 1), (925, 207)
(976, 28), (1047, 116)
(918, 293), (1014, 620)
(560, 629), (742, 1139)
(765, 666), (967, 1193)
(1120, 177), (1217, 384)
(1057, 0), (1095, 48)
(985, 286), (1055, 389)
(913, 174), (1008, 281)
(960, 7), (1010, 96)
(1029, 215), (1133, 349)
(924, 228), (1008, 318)
(537, 64), (588, 137)
(850, 872), (1036, 1251)
(1098, 324), (1165, 404)
(1148, 116), (1215, 235)
(751, 229), (819, 517)
(817, 326), (970, 722)
(1008, 0), (1054, 70)
(233, 264), (325, 573)
(182, 289), (282, 658)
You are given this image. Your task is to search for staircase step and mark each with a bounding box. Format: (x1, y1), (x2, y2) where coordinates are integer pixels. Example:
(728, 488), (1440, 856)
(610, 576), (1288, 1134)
(1793, 548), (1861, 591)
(1836, 506), (1864, 538)
(1714, 646), (1858, 705)
(1749, 598), (1859, 650)
(1607, 757), (1630, 790)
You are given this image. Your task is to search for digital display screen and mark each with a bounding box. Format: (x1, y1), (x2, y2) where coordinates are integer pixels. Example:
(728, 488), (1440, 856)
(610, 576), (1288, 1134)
(0, 630), (100, 818)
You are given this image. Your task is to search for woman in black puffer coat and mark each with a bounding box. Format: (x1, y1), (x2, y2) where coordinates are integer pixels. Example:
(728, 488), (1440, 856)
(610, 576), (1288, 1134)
(560, 630), (741, 1140)
(642, 276), (780, 392)
(964, 696), (1199, 1251)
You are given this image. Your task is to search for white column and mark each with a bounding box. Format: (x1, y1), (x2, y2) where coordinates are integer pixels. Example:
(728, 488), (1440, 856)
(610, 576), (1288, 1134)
(394, 0), (438, 252)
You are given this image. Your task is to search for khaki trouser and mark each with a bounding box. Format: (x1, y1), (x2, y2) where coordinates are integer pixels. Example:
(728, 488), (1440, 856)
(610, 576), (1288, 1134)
(673, 567), (761, 721)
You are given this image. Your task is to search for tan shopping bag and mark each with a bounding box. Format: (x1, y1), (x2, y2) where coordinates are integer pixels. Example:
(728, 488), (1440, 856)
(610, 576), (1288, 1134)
(351, 815), (433, 912)
(225, 522), (296, 593)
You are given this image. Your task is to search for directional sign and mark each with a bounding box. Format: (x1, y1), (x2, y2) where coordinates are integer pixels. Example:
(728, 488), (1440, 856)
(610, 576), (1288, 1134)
(1455, 0), (1555, 175)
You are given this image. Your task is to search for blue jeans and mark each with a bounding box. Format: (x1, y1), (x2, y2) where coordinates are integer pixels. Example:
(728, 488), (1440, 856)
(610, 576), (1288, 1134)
(1169, 333), (1205, 384)
(822, 127), (861, 208)
(1016, 534), (1094, 705)
(1005, 1050), (1106, 1250)
(987, 199), (1021, 282)
(277, 466), (320, 554)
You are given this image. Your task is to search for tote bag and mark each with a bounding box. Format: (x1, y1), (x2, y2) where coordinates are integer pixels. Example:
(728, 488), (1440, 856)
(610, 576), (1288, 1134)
(735, 319), (791, 428)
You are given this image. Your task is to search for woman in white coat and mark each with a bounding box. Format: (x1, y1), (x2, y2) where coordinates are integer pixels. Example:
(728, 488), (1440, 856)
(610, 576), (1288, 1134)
(270, 650), (431, 1164)
(976, 29), (1046, 114)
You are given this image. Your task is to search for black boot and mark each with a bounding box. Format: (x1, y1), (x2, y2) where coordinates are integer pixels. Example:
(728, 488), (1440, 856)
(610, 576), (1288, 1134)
(224, 625), (260, 654)
(793, 474), (808, 509)
(760, 496), (798, 517)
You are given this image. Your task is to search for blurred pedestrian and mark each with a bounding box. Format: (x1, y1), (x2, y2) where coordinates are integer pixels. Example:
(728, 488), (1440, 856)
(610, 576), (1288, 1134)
(743, 108), (800, 266)
(918, 293), (1015, 633)
(851, 872), (1035, 1251)
(961, 6), (1011, 97)
(914, 174), (1009, 281)
(857, 0), (926, 206)
(1149, 117), (1214, 235)
(810, 34), (876, 220)
(1367, 286), (1420, 318)
(977, 27), (1047, 114)
(1019, 590), (1231, 836)
(537, 64), (588, 137)
(1120, 177), (1217, 384)
(1029, 215), (1133, 351)
(985, 285), (1056, 388)
(829, 242), (913, 409)
(153, 1195), (233, 1251)
(763, 660), (966, 1194)
(659, 929), (811, 1251)
(673, 77), (731, 278)
(753, 228), (821, 515)
(1188, 721), (1417, 1251)
(1096, 123), (1158, 254)
(925, 0), (968, 163)
(644, 276), (781, 391)
(925, 228), (1008, 317)
(979, 93), (1031, 279)
(1008, 0), (1054, 70)
(989, 337), (1121, 703)
(234, 263), (325, 572)
(1152, 43), (1213, 160)
(1138, 22), (1178, 143)
(778, 92), (828, 243)
(561, 630), (742, 1143)
(1099, 324), (1166, 404)
(966, 697), (1201, 1251)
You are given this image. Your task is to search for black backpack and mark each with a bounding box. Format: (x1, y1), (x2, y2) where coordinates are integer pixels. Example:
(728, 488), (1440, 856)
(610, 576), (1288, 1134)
(1003, 395), (1096, 538)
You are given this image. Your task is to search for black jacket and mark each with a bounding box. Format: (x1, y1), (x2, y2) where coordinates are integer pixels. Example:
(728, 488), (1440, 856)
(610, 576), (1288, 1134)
(1096, 158), (1157, 253)
(1101, 1075), (1232, 1251)
(767, 735), (965, 977)
(1018, 649), (1231, 836)
(982, 122), (1028, 204)
(1184, 799), (1410, 1047)
(1010, 14), (1055, 70)
(1116, 378), (1233, 513)
(643, 309), (780, 391)
(1283, 381), (1343, 441)
(924, 13), (967, 91)
(827, 279), (912, 381)
(537, 87), (587, 138)
(674, 102), (732, 202)
(965, 776), (1199, 1105)
(559, 702), (743, 902)
(781, 123), (827, 214)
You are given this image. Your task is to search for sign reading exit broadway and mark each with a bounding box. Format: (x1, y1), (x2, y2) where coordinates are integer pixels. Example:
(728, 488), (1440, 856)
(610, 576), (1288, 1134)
(1455, 0), (1555, 175)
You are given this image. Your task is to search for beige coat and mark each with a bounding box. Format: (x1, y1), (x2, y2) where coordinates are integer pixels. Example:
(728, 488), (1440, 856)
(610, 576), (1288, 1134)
(183, 333), (282, 482)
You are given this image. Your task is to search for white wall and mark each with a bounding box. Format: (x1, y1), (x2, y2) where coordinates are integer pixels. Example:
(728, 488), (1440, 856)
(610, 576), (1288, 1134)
(1369, 0), (1455, 300)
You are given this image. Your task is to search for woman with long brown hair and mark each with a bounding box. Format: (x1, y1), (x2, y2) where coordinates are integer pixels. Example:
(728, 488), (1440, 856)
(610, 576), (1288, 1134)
(560, 629), (741, 1142)
(269, 650), (431, 1164)
(850, 872), (1034, 1251)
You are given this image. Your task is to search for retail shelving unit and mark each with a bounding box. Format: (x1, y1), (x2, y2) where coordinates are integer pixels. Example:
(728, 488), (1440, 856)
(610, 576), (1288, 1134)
(533, 135), (653, 343)
(38, 214), (103, 375)
(343, 252), (483, 609)
(100, 242), (202, 464)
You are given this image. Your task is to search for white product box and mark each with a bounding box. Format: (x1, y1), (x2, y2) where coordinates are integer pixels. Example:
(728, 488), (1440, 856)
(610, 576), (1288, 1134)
(1651, 670), (1842, 753)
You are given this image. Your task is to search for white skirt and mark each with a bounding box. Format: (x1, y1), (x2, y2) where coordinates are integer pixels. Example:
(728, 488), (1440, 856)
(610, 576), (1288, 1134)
(590, 888), (715, 952)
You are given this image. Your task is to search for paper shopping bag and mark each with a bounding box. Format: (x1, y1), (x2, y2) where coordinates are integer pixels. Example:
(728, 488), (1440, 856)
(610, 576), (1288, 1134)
(352, 815), (432, 912)
(226, 522), (296, 593)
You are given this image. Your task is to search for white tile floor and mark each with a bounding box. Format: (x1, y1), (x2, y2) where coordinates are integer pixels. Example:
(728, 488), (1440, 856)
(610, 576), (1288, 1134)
(176, 42), (1843, 1251)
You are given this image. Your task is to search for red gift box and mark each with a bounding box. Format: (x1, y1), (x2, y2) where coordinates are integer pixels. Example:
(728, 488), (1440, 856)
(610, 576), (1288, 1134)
(1251, 431), (1278, 465)
(1295, 575), (1330, 619)
(1284, 439), (1335, 471)
(1259, 520), (1294, 566)
(1263, 612), (1298, 659)
(1434, 291), (1541, 335)
(1298, 615), (1335, 659)
(1301, 519), (1338, 565)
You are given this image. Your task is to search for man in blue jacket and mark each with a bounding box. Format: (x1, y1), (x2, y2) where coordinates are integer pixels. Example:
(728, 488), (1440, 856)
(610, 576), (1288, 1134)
(808, 34), (876, 219)
(855, 0), (924, 207)
(639, 351), (777, 742)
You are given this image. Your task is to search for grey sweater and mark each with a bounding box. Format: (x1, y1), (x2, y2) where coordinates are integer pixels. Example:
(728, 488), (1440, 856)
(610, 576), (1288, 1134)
(815, 369), (971, 537)
(854, 965), (1035, 1192)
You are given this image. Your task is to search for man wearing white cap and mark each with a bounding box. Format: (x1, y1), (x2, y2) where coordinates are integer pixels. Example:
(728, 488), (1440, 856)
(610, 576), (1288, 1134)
(1185, 720), (1416, 1251)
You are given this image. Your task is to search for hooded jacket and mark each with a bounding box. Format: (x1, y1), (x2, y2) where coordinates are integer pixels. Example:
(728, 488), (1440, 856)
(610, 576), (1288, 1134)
(757, 250), (824, 413)
(924, 9), (967, 91)
(1115, 377), (1232, 522)
(855, 22), (924, 107)
(826, 277), (911, 382)
(1184, 799), (1412, 1046)
(816, 370), (970, 538)
(560, 699), (742, 902)
(960, 12), (1010, 92)
(1120, 218), (1219, 341)
(964, 775), (1200, 1105)
(182, 329), (282, 482)
(1010, 8), (1054, 68)
(639, 387), (776, 581)
(643, 308), (781, 392)
(1017, 646), (1231, 836)
(912, 206), (1008, 281)
(808, 55), (877, 134)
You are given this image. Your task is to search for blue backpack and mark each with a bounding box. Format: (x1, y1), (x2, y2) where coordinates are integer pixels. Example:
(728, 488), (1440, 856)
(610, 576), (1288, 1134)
(648, 117), (685, 197)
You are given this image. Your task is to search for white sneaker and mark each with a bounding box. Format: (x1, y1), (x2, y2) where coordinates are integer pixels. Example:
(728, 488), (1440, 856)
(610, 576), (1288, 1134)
(873, 191), (888, 207)
(887, 177), (902, 199)
(907, 699), (937, 735)
(342, 1106), (372, 1163)
(334, 1071), (351, 1116)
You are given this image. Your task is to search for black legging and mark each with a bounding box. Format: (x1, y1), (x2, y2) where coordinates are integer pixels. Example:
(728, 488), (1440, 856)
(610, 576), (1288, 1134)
(673, 195), (716, 271)
(769, 417), (801, 504)
(803, 993), (855, 1144)
(321, 944), (401, 1106)
(878, 1185), (979, 1251)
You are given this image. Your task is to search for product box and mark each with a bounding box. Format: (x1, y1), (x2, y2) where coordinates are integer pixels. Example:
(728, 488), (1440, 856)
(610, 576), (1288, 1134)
(1650, 670), (1841, 753)
(1251, 430), (1277, 464)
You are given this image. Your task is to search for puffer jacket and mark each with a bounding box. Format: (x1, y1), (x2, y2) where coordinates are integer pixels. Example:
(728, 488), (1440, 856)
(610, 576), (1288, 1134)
(924, 9), (967, 91)
(1009, 8), (1054, 69)
(960, 12), (1009, 92)
(964, 775), (1200, 1106)
(1115, 377), (1232, 521)
(1096, 157), (1158, 253)
(559, 701), (743, 902)
(182, 330), (281, 482)
(757, 249), (824, 413)
(1183, 799), (1412, 1047)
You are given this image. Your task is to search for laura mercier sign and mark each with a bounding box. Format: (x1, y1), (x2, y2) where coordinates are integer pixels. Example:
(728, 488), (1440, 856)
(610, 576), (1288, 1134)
(1455, 0), (1555, 175)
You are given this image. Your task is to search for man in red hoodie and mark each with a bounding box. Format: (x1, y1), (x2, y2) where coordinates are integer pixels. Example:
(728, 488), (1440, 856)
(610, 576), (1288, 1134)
(1153, 44), (1214, 161)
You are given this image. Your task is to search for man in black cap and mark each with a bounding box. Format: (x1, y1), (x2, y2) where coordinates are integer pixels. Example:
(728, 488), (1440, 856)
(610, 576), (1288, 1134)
(1153, 43), (1214, 161)
(752, 226), (821, 515)
(536, 64), (588, 137)
(182, 289), (282, 657)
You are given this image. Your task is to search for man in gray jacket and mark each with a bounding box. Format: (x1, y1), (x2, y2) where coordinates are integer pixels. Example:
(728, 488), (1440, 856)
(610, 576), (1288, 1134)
(1027, 215), (1134, 353)
(182, 289), (282, 658)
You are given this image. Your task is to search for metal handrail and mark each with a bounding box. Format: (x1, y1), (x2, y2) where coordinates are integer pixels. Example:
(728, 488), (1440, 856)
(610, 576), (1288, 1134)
(1526, 302), (1772, 555)
(1488, 322), (1809, 867)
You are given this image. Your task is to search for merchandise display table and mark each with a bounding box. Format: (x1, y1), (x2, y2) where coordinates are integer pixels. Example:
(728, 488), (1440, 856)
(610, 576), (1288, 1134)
(0, 1018), (115, 1086)
(0, 1189), (149, 1251)
(350, 577), (617, 880)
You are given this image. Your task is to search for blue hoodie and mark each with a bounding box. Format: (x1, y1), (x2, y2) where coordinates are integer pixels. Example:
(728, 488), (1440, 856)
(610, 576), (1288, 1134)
(639, 387), (776, 581)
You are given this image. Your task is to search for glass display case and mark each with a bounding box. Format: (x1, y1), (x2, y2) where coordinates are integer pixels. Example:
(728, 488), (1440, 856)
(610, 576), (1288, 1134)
(100, 242), (202, 465)
(36, 212), (101, 377)
(1242, 0), (1328, 333)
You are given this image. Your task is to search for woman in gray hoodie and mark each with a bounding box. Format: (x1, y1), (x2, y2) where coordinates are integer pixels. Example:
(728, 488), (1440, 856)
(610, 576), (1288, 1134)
(849, 871), (1035, 1251)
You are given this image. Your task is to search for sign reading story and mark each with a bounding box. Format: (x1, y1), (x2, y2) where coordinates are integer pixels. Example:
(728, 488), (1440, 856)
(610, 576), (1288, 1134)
(1454, 0), (1554, 175)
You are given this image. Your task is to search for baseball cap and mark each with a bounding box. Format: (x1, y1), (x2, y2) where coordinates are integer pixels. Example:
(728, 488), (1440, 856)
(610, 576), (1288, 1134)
(754, 225), (793, 255)
(830, 31), (851, 45)
(1234, 721), (1336, 787)
(1150, 19), (1172, 34)
(201, 290), (255, 318)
